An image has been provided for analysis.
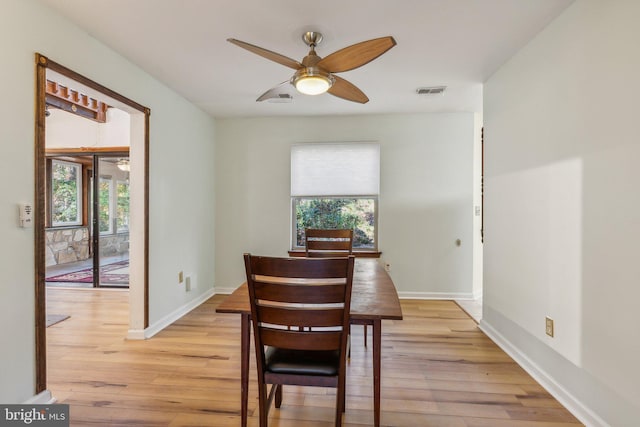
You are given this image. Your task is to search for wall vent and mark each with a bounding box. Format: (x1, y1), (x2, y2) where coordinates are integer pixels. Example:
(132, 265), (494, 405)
(266, 93), (293, 103)
(416, 86), (446, 95)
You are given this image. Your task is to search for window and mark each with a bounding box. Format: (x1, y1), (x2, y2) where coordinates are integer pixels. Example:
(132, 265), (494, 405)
(51, 160), (82, 226)
(116, 180), (130, 232)
(291, 143), (380, 250)
(99, 176), (113, 234)
(100, 176), (129, 235)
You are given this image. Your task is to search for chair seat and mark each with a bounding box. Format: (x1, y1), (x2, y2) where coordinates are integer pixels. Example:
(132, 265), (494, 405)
(265, 347), (340, 376)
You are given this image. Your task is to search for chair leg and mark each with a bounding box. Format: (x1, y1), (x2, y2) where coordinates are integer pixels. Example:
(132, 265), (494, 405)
(363, 324), (367, 347)
(275, 384), (283, 408)
(336, 376), (346, 425)
(258, 382), (268, 427)
(342, 373), (347, 413)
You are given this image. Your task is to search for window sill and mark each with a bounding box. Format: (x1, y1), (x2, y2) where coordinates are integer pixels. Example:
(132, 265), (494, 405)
(288, 250), (381, 258)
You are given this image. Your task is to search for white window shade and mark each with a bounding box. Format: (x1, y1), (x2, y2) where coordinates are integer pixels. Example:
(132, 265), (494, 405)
(291, 143), (380, 196)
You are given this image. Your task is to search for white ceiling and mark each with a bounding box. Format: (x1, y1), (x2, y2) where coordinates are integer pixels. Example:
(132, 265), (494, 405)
(38, 0), (573, 118)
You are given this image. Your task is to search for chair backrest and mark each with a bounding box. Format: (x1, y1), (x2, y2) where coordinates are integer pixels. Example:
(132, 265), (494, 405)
(244, 254), (355, 358)
(305, 228), (354, 258)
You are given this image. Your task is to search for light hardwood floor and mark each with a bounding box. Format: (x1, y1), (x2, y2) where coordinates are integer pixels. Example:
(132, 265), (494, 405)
(46, 288), (583, 426)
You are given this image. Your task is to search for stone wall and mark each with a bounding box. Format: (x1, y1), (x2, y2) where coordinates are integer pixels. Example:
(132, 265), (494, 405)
(45, 227), (129, 267)
(45, 227), (90, 267)
(100, 233), (129, 256)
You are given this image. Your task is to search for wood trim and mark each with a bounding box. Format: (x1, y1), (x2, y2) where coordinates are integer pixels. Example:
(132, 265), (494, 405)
(46, 155), (93, 166)
(46, 146), (130, 155)
(40, 55), (147, 113)
(35, 55), (47, 394)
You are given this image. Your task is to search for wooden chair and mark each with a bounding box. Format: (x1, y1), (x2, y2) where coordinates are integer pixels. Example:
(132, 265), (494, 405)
(244, 253), (355, 427)
(304, 228), (367, 347)
(305, 228), (354, 258)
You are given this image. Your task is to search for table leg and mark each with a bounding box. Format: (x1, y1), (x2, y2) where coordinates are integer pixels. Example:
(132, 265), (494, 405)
(373, 318), (381, 427)
(241, 313), (250, 427)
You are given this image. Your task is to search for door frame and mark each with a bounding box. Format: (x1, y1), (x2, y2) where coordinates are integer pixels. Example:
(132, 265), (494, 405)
(35, 53), (150, 393)
(45, 151), (131, 288)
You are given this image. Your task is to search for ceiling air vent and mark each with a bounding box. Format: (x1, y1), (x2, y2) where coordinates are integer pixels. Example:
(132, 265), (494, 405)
(416, 86), (446, 95)
(265, 93), (293, 103)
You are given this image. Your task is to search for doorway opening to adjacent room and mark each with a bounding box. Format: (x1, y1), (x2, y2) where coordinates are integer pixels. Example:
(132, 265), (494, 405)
(34, 54), (150, 394)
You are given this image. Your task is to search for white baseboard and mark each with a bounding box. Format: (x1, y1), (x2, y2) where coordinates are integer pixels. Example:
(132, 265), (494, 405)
(126, 328), (146, 340)
(214, 286), (237, 295)
(479, 320), (608, 427)
(398, 291), (475, 300)
(127, 288), (216, 340)
(24, 390), (56, 404)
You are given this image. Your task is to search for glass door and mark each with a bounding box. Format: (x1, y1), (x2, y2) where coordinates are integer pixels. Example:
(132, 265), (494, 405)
(94, 156), (130, 288)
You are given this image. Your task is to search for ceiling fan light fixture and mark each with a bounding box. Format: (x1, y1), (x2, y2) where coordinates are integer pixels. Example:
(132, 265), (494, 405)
(116, 158), (130, 172)
(228, 34), (395, 103)
(292, 68), (334, 95)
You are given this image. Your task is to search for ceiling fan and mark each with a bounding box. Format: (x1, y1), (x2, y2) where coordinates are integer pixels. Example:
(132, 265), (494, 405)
(227, 32), (396, 104)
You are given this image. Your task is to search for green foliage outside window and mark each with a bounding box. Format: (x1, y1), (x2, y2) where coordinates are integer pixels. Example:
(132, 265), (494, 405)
(99, 179), (111, 233)
(52, 162), (80, 225)
(295, 198), (375, 248)
(117, 181), (130, 232)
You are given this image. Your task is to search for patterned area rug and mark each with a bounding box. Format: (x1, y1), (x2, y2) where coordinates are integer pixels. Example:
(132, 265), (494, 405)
(46, 260), (129, 285)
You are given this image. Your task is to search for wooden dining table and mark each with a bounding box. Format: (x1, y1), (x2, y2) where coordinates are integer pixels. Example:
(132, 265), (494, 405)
(216, 257), (403, 427)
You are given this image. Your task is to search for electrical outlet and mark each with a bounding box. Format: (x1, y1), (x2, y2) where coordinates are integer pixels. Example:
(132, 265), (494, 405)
(178, 271), (184, 283)
(385, 263), (391, 272)
(545, 317), (554, 337)
(185, 276), (191, 292)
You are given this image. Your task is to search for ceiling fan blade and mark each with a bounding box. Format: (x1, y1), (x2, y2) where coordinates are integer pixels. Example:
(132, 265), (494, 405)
(328, 76), (369, 104)
(227, 38), (302, 70)
(317, 36), (397, 73)
(256, 81), (294, 102)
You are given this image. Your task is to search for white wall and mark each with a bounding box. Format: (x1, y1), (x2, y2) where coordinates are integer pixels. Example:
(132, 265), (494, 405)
(0, 0), (216, 403)
(483, 0), (640, 424)
(472, 112), (483, 298)
(46, 107), (131, 148)
(214, 113), (477, 298)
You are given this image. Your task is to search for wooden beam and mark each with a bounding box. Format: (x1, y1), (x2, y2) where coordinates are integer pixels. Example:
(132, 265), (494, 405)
(46, 79), (110, 123)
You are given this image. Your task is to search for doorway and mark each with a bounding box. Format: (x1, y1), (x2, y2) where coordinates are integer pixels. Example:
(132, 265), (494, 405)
(44, 153), (131, 289)
(34, 54), (150, 394)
